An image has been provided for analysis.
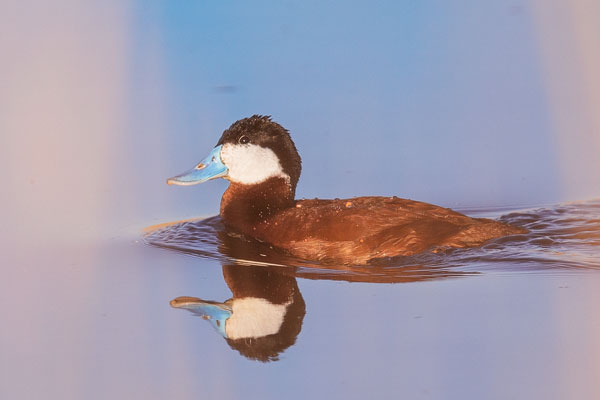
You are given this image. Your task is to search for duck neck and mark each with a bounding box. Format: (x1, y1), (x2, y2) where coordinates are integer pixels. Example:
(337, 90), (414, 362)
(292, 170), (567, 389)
(220, 177), (295, 235)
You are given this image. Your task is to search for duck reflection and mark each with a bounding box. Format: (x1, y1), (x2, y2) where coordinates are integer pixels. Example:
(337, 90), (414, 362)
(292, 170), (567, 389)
(171, 264), (305, 362)
(147, 216), (470, 362)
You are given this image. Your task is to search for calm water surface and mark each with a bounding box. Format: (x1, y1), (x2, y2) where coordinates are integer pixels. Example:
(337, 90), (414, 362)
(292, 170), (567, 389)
(3, 199), (600, 399)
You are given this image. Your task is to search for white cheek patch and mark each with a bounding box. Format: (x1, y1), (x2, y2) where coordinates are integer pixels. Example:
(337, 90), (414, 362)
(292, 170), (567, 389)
(220, 143), (289, 185)
(225, 297), (291, 340)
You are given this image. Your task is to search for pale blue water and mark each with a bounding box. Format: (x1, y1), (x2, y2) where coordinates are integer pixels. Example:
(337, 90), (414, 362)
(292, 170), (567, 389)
(2, 200), (600, 399)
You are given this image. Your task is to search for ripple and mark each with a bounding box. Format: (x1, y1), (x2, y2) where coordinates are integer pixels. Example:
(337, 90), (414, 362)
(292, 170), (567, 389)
(145, 199), (600, 281)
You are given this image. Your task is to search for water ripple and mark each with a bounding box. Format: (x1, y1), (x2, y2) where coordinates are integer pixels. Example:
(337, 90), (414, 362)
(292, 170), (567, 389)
(145, 199), (600, 282)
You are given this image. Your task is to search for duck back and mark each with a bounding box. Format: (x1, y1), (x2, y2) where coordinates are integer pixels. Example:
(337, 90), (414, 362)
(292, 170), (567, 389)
(251, 196), (526, 264)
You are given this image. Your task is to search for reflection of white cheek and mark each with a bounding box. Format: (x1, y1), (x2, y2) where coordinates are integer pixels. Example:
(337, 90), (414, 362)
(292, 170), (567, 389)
(221, 143), (290, 184)
(225, 297), (291, 340)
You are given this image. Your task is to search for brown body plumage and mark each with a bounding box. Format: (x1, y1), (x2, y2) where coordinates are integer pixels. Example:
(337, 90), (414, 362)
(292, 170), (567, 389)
(220, 177), (526, 264)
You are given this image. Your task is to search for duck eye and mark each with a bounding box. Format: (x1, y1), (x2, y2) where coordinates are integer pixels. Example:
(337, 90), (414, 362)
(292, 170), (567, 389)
(238, 135), (250, 144)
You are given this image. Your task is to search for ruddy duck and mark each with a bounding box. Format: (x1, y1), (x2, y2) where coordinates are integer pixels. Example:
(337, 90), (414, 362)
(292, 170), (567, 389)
(167, 115), (526, 264)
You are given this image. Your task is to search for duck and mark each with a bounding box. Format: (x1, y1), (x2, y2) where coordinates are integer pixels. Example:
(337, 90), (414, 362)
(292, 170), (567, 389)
(167, 115), (526, 264)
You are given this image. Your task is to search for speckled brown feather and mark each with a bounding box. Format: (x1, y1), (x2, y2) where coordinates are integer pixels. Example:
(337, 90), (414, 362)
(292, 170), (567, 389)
(220, 178), (527, 265)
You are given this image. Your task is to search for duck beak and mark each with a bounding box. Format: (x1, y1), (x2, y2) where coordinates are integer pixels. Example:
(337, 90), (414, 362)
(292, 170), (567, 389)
(167, 145), (228, 186)
(170, 296), (232, 338)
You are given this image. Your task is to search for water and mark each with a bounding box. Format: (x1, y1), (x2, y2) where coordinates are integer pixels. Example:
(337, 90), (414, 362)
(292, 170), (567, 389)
(3, 201), (600, 399)
(3, 199), (599, 400)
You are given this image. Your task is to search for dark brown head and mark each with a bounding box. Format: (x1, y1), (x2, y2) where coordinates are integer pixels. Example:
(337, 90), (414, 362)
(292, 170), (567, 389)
(216, 115), (302, 193)
(168, 115), (302, 196)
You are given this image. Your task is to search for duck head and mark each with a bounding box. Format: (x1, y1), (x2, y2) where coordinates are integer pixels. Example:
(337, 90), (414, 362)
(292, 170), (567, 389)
(167, 115), (302, 199)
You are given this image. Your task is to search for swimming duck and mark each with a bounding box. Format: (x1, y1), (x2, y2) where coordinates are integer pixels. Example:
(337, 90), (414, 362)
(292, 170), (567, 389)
(167, 115), (526, 264)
